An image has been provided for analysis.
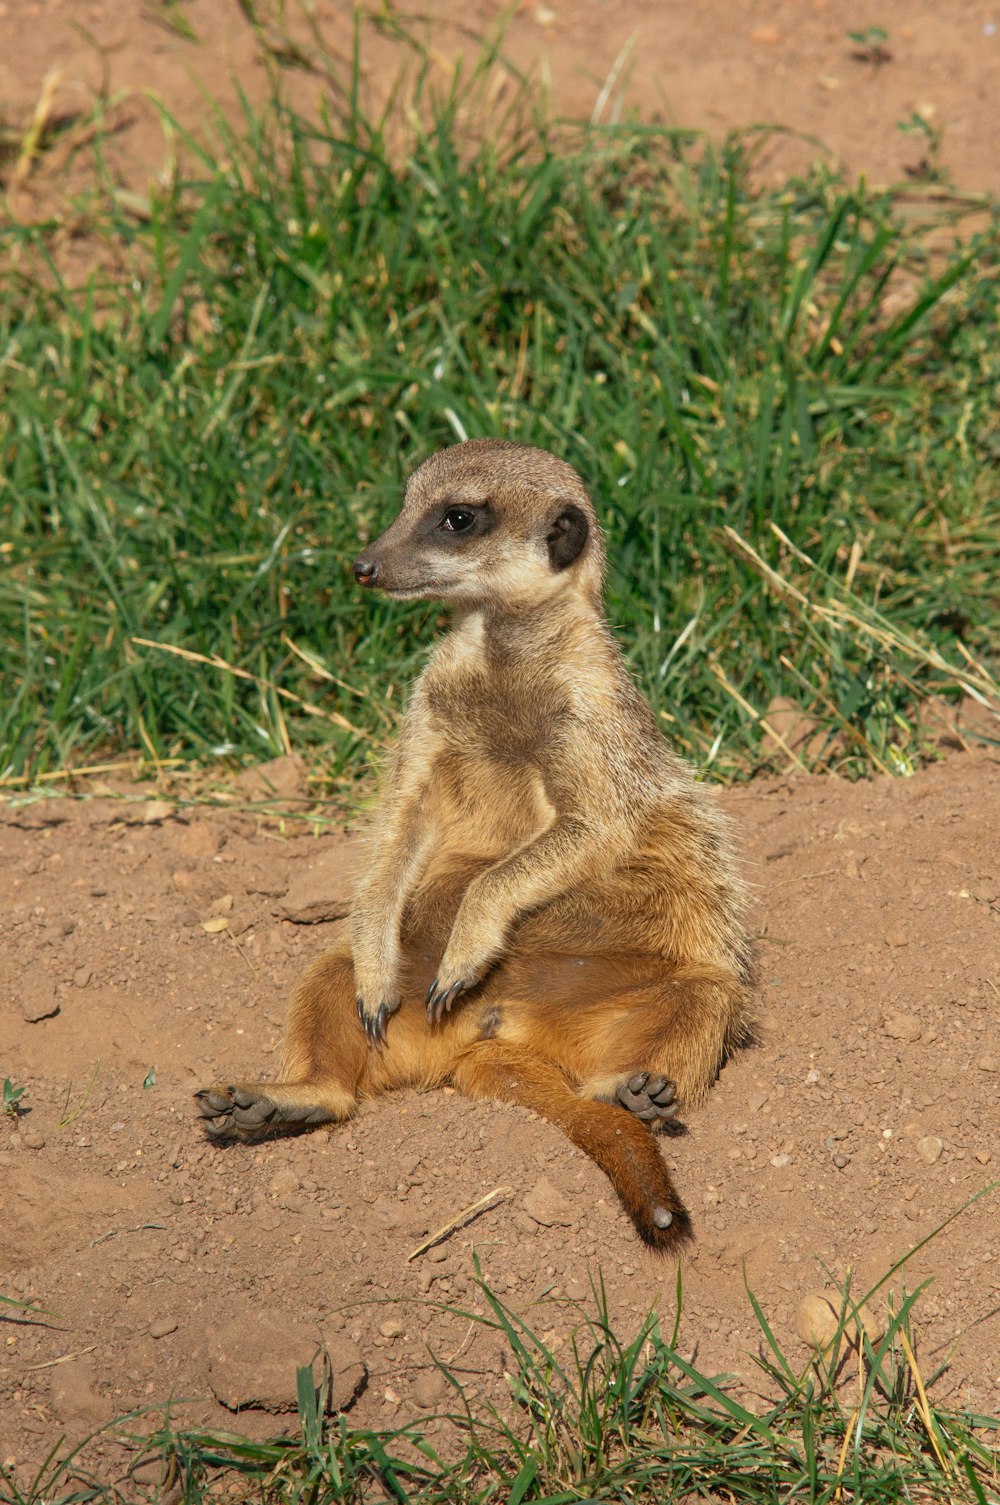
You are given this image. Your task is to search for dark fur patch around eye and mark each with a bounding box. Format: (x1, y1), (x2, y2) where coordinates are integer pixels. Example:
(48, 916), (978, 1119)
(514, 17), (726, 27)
(546, 504), (589, 571)
(419, 501), (494, 547)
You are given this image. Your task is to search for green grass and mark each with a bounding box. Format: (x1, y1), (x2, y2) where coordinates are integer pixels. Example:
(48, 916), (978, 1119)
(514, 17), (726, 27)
(3, 1248), (998, 1505)
(1, 38), (999, 788)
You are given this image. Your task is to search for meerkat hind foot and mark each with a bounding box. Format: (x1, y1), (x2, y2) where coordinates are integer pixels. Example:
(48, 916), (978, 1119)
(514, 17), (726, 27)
(194, 1083), (334, 1139)
(615, 1072), (680, 1125)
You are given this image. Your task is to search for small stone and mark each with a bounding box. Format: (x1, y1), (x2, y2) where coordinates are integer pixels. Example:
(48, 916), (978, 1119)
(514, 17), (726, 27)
(21, 1133), (45, 1151)
(564, 1280), (586, 1302)
(770, 1154), (792, 1168)
(974, 1151), (991, 1165)
(748, 1090), (769, 1112)
(796, 1292), (839, 1348)
(411, 1370), (448, 1408)
(795, 1291), (884, 1350)
(378, 1320), (405, 1340)
(425, 1244), (448, 1264)
(73, 966), (92, 989)
(977, 1056), (998, 1074)
(211, 893), (234, 915)
(916, 1135), (944, 1165)
(149, 1319), (178, 1339)
(832, 1152), (850, 1169)
(886, 931), (908, 948)
(202, 916), (229, 934)
(883, 1012), (921, 1043)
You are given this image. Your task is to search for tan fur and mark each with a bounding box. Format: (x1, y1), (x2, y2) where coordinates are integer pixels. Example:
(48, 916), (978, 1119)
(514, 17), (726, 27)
(196, 440), (753, 1252)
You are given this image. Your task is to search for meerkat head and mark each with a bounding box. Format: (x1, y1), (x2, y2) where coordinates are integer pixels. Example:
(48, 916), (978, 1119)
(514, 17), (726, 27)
(352, 439), (606, 613)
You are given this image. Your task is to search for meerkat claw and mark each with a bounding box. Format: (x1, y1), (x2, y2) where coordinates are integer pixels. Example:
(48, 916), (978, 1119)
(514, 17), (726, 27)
(356, 996), (394, 1045)
(426, 978), (466, 1022)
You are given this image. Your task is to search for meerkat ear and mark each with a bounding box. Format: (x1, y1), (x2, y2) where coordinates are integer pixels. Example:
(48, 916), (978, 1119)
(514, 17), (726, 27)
(546, 504), (589, 571)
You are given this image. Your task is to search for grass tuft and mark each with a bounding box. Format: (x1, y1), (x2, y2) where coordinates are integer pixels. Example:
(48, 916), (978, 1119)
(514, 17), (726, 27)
(4, 1230), (998, 1505)
(2, 32), (998, 789)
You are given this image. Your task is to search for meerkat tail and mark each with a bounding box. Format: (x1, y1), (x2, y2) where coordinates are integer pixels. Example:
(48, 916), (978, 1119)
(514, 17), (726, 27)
(449, 1039), (692, 1253)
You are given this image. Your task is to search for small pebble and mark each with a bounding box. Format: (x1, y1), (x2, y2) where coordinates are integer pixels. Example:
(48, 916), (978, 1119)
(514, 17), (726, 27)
(379, 1319), (405, 1339)
(22, 1133), (46, 1151)
(770, 1154), (792, 1168)
(74, 967), (92, 989)
(916, 1135), (944, 1165)
(149, 1319), (178, 1339)
(832, 1152), (850, 1169)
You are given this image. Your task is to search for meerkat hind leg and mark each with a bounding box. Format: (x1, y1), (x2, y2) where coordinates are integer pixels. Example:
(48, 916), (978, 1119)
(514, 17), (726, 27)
(449, 1038), (692, 1252)
(573, 970), (751, 1113)
(196, 944), (367, 1141)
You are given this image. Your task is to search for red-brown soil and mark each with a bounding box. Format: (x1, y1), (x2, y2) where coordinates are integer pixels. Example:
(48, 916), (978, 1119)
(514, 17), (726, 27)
(2, 0), (1000, 1485)
(2, 749), (999, 1480)
(4, 0), (1000, 211)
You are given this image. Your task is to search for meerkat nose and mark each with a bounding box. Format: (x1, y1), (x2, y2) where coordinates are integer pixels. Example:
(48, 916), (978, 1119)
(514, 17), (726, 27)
(353, 558), (379, 587)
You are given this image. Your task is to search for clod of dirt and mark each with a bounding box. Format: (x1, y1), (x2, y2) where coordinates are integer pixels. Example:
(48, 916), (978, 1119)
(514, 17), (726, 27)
(50, 1359), (114, 1432)
(205, 1313), (366, 1414)
(234, 754), (308, 804)
(20, 978), (59, 1022)
(883, 1012), (921, 1042)
(278, 847), (357, 924)
(522, 1177), (575, 1228)
(762, 695), (826, 760)
(916, 1135), (944, 1165)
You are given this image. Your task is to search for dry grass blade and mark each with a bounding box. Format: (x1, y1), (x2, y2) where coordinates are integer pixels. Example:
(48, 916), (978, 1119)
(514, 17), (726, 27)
(710, 661), (809, 771)
(723, 525), (1000, 714)
(130, 637), (364, 736)
(407, 1186), (512, 1261)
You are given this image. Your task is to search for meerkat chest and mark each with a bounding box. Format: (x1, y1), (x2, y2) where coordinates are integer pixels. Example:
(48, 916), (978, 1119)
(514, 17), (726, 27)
(423, 622), (569, 765)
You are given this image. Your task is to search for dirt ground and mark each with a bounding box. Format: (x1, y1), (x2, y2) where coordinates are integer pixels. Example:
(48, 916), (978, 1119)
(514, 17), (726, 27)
(2, 742), (999, 1479)
(2, 0), (1000, 1485)
(4, 0), (1000, 206)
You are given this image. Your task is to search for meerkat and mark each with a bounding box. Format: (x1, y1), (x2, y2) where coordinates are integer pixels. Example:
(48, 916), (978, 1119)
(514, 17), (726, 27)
(197, 439), (753, 1251)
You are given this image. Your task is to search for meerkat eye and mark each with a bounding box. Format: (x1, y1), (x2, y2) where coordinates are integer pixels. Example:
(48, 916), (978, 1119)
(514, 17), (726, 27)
(440, 507), (477, 533)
